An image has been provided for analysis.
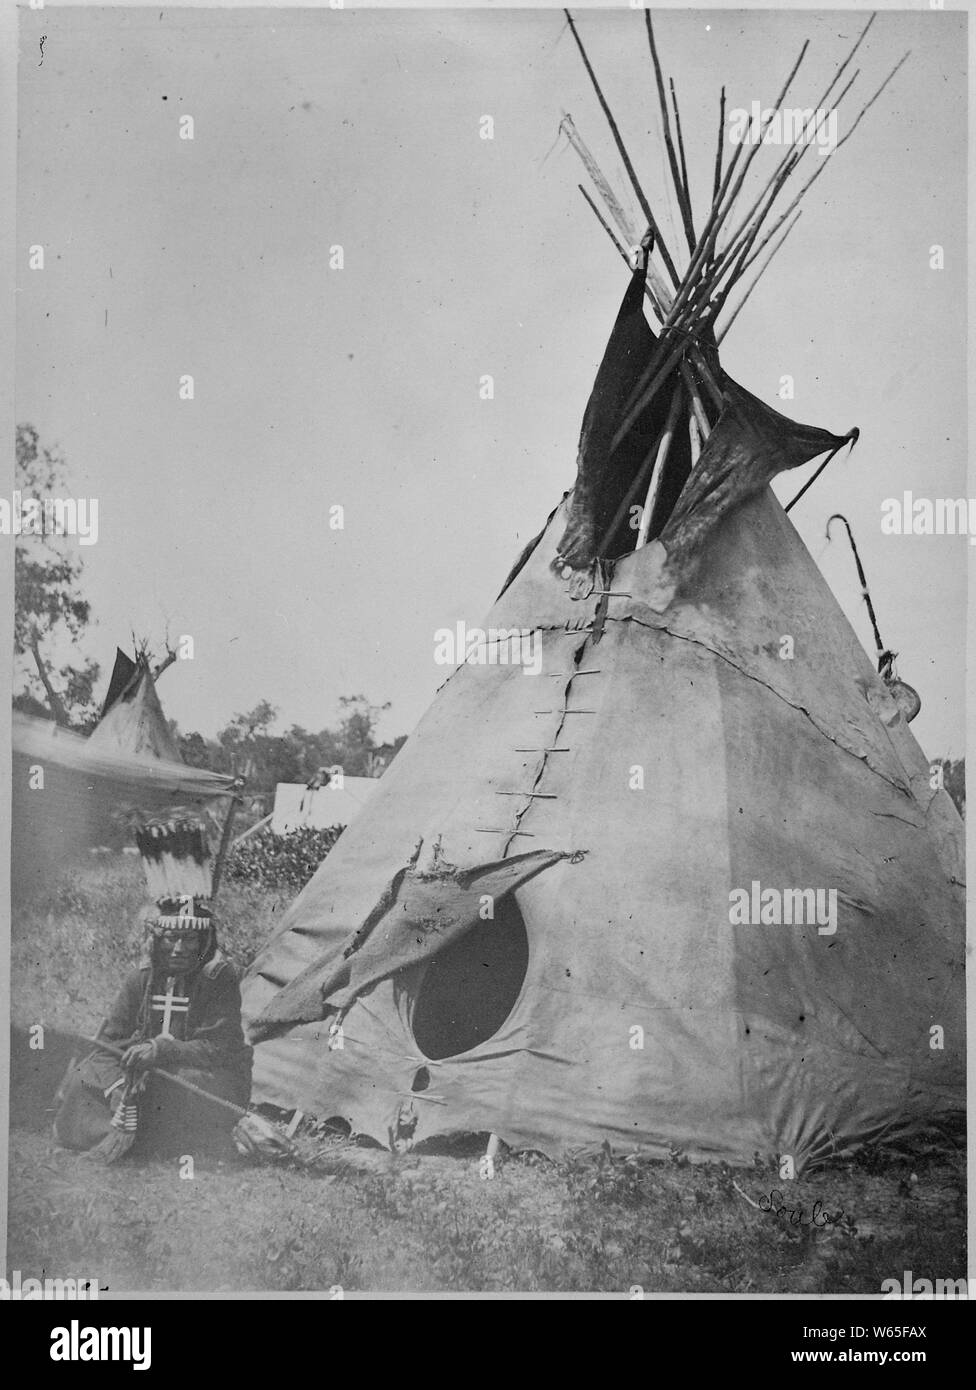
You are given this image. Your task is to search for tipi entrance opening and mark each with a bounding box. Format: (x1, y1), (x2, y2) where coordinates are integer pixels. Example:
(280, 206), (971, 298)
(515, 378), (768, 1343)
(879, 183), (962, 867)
(410, 893), (530, 1061)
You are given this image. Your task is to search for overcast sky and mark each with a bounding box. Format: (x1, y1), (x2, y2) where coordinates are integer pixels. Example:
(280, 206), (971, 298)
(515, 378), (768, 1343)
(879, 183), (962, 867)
(15, 4), (966, 757)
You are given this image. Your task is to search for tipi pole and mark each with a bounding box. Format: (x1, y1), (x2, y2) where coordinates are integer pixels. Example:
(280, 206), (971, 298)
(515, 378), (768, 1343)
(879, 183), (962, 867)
(665, 129), (803, 341)
(708, 62), (864, 300)
(578, 182), (628, 255)
(564, 9), (682, 289)
(710, 38), (809, 223)
(570, 135), (673, 315)
(713, 51), (866, 286)
(708, 19), (898, 303)
(688, 413), (702, 467)
(740, 51), (911, 268)
(575, 13), (901, 462)
(643, 9), (696, 254)
(600, 11), (896, 458)
(712, 87), (726, 212)
(576, 187), (713, 510)
(731, 193), (804, 282)
(679, 364), (711, 440)
(636, 385), (683, 548)
(612, 250), (730, 442)
(716, 212), (801, 345)
(563, 116), (637, 247)
(689, 349), (725, 411)
(672, 38), (807, 314)
(656, 36), (808, 338)
(613, 338), (689, 453)
(669, 78), (694, 240)
(577, 180), (723, 418)
(596, 419), (669, 556)
(577, 185), (667, 324)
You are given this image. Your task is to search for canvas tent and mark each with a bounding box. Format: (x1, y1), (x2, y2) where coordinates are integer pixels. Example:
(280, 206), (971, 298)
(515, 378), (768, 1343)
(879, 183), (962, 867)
(241, 15), (964, 1171)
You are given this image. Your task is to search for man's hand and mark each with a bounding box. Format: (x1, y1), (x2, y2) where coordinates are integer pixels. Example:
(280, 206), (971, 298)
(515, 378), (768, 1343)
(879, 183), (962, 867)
(120, 1041), (157, 1075)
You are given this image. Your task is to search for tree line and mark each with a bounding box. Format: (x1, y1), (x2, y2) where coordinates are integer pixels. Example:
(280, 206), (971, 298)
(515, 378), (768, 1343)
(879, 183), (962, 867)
(176, 695), (406, 795)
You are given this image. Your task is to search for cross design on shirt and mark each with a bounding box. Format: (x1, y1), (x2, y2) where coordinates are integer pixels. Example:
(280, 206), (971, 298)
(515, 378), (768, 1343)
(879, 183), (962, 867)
(152, 976), (190, 1038)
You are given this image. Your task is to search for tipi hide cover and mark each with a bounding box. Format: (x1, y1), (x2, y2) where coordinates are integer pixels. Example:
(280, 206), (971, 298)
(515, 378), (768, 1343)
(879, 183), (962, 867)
(242, 268), (964, 1171)
(242, 16), (964, 1167)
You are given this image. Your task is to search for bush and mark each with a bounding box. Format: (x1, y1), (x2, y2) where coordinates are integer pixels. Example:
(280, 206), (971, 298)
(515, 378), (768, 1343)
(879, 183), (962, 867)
(224, 826), (343, 893)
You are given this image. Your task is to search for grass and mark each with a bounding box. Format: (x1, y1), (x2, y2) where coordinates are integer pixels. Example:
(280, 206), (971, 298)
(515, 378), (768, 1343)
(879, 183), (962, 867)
(6, 1129), (965, 1294)
(10, 854), (289, 1038)
(7, 856), (967, 1294)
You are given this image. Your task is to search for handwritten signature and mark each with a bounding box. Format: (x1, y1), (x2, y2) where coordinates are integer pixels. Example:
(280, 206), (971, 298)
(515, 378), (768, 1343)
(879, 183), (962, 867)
(759, 1189), (844, 1227)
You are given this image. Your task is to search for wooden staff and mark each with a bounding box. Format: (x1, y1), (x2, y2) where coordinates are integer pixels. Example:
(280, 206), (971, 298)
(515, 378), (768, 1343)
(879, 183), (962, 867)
(211, 777), (245, 903)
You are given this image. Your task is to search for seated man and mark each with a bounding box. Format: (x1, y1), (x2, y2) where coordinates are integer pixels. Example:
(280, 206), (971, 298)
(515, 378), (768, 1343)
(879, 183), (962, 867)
(55, 894), (253, 1163)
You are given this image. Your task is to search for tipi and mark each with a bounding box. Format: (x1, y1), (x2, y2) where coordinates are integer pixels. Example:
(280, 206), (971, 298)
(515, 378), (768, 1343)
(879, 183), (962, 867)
(12, 649), (231, 889)
(241, 15), (964, 1170)
(88, 647), (183, 763)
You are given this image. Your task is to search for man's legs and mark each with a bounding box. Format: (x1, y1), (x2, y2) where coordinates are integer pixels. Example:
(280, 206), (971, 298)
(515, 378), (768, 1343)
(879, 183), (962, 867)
(134, 1068), (248, 1158)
